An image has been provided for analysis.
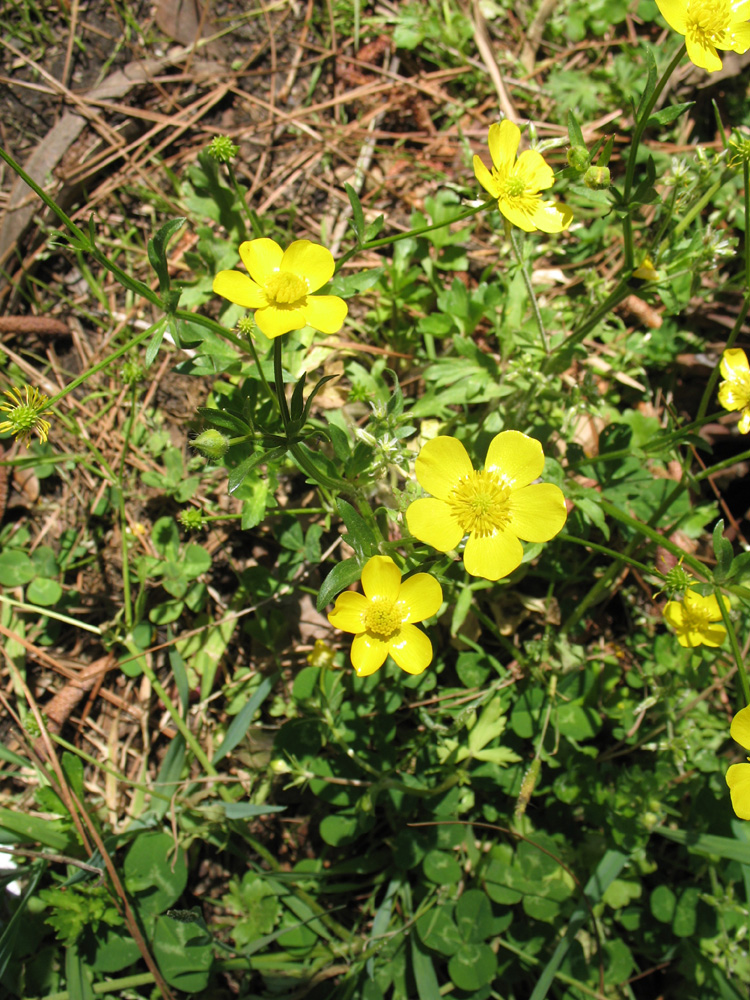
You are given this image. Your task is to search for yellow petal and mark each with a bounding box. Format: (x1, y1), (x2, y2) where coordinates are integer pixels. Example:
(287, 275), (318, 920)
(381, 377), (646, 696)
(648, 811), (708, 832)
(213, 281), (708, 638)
(388, 623), (433, 674)
(351, 632), (389, 676)
(239, 239), (283, 285)
(718, 382), (743, 412)
(728, 21), (750, 52)
(213, 270), (266, 308)
(254, 304), (307, 338)
(406, 497), (464, 552)
(499, 199), (538, 232)
(396, 573), (443, 624)
(655, 0), (687, 33)
(485, 431), (544, 488)
(730, 705), (750, 749)
(529, 199), (574, 234)
(721, 348), (750, 380)
(515, 150), (555, 192)
(361, 555), (401, 602)
(302, 294), (348, 334)
(726, 762), (750, 819)
(685, 34), (723, 71)
(463, 529), (523, 581)
(488, 120), (520, 176)
(473, 154), (500, 198)
(739, 409), (750, 434)
(280, 240), (335, 291)
(663, 600), (685, 629)
(328, 591), (368, 633)
(695, 624), (727, 647)
(414, 436), (474, 499)
(508, 483), (567, 541)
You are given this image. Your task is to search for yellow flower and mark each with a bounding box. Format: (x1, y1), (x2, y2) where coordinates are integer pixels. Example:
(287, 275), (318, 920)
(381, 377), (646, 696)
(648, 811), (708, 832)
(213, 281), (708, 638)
(473, 121), (573, 234)
(405, 432), (568, 582)
(655, 0), (750, 72)
(632, 257), (660, 281)
(327, 555), (442, 677)
(662, 589), (727, 647)
(213, 238), (348, 339)
(718, 347), (750, 433)
(0, 386), (52, 447)
(726, 705), (750, 819)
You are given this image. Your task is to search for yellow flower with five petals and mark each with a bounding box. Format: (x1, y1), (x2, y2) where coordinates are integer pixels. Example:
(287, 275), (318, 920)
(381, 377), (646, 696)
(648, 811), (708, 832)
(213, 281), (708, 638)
(405, 431), (568, 582)
(662, 589), (727, 647)
(718, 347), (750, 433)
(213, 238), (348, 339)
(0, 385), (52, 447)
(726, 705), (750, 819)
(473, 121), (572, 234)
(655, 0), (750, 72)
(327, 556), (442, 677)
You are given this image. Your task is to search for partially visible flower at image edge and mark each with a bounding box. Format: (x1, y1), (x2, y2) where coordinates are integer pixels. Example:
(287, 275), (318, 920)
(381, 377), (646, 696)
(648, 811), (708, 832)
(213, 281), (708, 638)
(662, 588), (727, 647)
(327, 555), (442, 677)
(405, 431), (568, 582)
(473, 120), (573, 234)
(726, 705), (750, 819)
(718, 347), (750, 433)
(655, 0), (750, 72)
(213, 238), (348, 339)
(0, 386), (52, 446)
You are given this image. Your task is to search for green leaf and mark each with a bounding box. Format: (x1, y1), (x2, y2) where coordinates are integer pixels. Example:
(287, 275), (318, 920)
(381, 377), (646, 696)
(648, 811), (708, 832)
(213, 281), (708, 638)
(0, 549), (36, 586)
(650, 884), (676, 922)
(455, 889), (492, 942)
(567, 109), (585, 147)
(448, 942), (497, 990)
(26, 577), (62, 606)
(335, 498), (377, 562)
(655, 826), (750, 864)
(64, 946), (95, 1000)
(637, 47), (658, 117)
(411, 937), (441, 1000)
(0, 805), (72, 851)
(123, 831), (187, 915)
(646, 101), (694, 128)
(422, 850), (462, 885)
(416, 905), (462, 956)
(212, 672), (277, 764)
(144, 318), (167, 368)
(713, 519), (733, 582)
(317, 557), (362, 612)
(147, 217), (186, 295)
(345, 182), (366, 243)
(153, 913), (213, 991)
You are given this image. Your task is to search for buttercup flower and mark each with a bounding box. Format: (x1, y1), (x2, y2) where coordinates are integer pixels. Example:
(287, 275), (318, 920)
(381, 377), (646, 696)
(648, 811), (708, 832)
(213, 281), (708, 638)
(405, 431), (567, 581)
(327, 555), (442, 676)
(632, 256), (660, 281)
(655, 0), (750, 72)
(213, 238), (348, 339)
(718, 347), (750, 433)
(473, 121), (573, 234)
(726, 705), (750, 819)
(0, 385), (52, 446)
(662, 589), (727, 647)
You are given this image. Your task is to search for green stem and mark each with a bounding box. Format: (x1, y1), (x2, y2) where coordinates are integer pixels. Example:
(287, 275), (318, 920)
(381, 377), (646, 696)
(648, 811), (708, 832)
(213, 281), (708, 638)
(334, 199), (494, 273)
(42, 318), (166, 411)
(174, 309), (248, 352)
(244, 327), (280, 415)
(557, 533), (656, 576)
(694, 445), (750, 482)
(715, 589), (750, 704)
(543, 280), (631, 373)
(117, 384), (140, 630)
(273, 337), (291, 426)
(621, 43), (687, 271)
(510, 227), (548, 354)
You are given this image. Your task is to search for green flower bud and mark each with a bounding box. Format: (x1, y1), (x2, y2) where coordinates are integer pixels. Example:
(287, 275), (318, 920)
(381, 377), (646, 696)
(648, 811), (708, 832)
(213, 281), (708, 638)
(122, 359), (145, 385)
(207, 135), (239, 163)
(192, 429), (230, 460)
(584, 165), (610, 190)
(237, 317), (255, 336)
(664, 563), (694, 594)
(178, 508), (205, 531)
(567, 145), (589, 173)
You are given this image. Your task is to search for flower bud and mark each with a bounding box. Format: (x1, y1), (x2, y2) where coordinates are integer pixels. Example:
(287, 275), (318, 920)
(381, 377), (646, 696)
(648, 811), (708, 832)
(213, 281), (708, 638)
(178, 508), (205, 531)
(192, 429), (230, 460)
(567, 145), (589, 173)
(584, 166), (610, 190)
(207, 135), (239, 163)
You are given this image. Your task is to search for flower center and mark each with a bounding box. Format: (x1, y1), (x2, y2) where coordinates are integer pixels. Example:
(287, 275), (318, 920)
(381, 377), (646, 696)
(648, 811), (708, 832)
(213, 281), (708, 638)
(681, 604), (712, 632)
(448, 469), (512, 537)
(364, 597), (402, 640)
(265, 271), (308, 306)
(502, 173), (527, 198)
(686, 0), (731, 45)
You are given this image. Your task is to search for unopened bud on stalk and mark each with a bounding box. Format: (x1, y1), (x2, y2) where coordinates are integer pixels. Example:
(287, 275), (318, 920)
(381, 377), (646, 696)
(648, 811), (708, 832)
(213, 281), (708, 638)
(584, 166), (610, 190)
(207, 135), (239, 163)
(192, 429), (230, 460)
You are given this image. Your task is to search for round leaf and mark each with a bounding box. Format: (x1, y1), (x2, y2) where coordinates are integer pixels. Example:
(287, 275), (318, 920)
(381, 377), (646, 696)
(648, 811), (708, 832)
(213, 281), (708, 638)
(123, 832), (187, 915)
(26, 577), (62, 606)
(448, 942), (497, 990)
(0, 550), (35, 586)
(423, 850), (462, 885)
